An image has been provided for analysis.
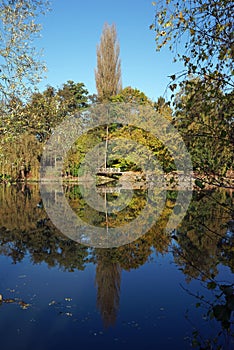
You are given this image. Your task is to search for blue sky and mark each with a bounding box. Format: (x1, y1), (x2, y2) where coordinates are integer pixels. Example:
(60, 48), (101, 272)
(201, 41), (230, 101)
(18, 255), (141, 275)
(38, 0), (183, 101)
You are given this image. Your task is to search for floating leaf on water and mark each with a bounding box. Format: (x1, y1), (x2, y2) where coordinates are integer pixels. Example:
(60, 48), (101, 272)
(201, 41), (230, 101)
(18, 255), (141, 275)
(65, 298), (72, 302)
(5, 299), (15, 303)
(19, 302), (30, 310)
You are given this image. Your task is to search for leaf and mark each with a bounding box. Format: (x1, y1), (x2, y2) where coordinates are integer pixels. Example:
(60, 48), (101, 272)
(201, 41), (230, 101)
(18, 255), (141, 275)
(169, 83), (177, 91)
(184, 56), (190, 64)
(195, 179), (205, 189)
(19, 301), (30, 310)
(207, 281), (217, 290)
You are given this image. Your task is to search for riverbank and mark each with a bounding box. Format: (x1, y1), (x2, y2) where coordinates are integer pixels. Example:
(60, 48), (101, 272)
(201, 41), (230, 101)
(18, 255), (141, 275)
(1, 170), (233, 191)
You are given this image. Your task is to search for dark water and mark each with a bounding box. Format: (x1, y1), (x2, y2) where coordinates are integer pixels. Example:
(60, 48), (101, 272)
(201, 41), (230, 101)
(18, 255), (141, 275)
(0, 184), (233, 350)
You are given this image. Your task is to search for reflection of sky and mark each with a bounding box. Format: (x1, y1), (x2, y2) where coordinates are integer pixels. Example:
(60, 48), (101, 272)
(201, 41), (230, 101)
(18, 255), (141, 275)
(0, 250), (232, 350)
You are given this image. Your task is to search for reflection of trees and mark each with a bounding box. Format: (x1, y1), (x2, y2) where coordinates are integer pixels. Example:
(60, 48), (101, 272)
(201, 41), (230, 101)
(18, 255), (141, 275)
(218, 218), (234, 274)
(0, 224), (89, 270)
(95, 249), (121, 328)
(65, 185), (148, 228)
(173, 189), (234, 348)
(0, 184), (89, 269)
(0, 184), (233, 330)
(0, 184), (173, 327)
(182, 279), (234, 349)
(172, 189), (233, 281)
(3, 185), (232, 279)
(0, 184), (172, 270)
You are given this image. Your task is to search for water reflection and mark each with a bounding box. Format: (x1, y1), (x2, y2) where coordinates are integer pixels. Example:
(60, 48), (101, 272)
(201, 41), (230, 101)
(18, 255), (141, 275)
(0, 183), (233, 347)
(95, 250), (121, 328)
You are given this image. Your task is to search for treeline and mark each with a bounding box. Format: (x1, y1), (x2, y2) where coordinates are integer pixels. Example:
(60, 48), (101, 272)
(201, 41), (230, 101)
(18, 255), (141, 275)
(0, 82), (172, 181)
(0, 80), (232, 183)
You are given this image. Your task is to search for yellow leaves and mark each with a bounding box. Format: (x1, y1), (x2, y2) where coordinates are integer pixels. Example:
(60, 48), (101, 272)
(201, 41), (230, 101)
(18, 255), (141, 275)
(165, 21), (172, 28)
(177, 11), (186, 25)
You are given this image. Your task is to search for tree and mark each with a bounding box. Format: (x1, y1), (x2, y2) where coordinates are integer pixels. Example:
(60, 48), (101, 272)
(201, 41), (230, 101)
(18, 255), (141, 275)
(110, 86), (152, 105)
(95, 23), (122, 101)
(151, 0), (234, 95)
(57, 80), (90, 114)
(174, 79), (233, 178)
(24, 81), (89, 141)
(0, 0), (49, 103)
(0, 81), (90, 181)
(151, 0), (233, 181)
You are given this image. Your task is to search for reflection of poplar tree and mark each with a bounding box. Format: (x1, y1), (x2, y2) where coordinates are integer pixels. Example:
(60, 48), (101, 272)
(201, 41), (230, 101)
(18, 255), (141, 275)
(95, 250), (121, 328)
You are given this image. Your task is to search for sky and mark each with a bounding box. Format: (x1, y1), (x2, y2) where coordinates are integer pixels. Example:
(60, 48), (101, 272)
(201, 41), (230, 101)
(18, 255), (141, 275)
(37, 0), (183, 102)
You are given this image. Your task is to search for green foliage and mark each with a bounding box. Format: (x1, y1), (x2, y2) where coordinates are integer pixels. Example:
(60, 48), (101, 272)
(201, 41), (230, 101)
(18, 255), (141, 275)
(0, 81), (90, 180)
(174, 79), (233, 178)
(57, 80), (90, 114)
(154, 96), (173, 121)
(151, 0), (233, 94)
(24, 80), (90, 141)
(110, 86), (152, 105)
(0, 132), (43, 181)
(173, 188), (233, 281)
(109, 123), (175, 173)
(151, 1), (233, 181)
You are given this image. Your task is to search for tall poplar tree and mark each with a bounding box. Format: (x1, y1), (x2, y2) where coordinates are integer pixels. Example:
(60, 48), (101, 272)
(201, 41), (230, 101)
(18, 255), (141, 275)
(95, 23), (122, 101)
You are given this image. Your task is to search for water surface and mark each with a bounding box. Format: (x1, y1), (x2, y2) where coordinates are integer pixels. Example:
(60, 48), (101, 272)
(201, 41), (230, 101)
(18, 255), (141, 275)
(0, 184), (233, 349)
